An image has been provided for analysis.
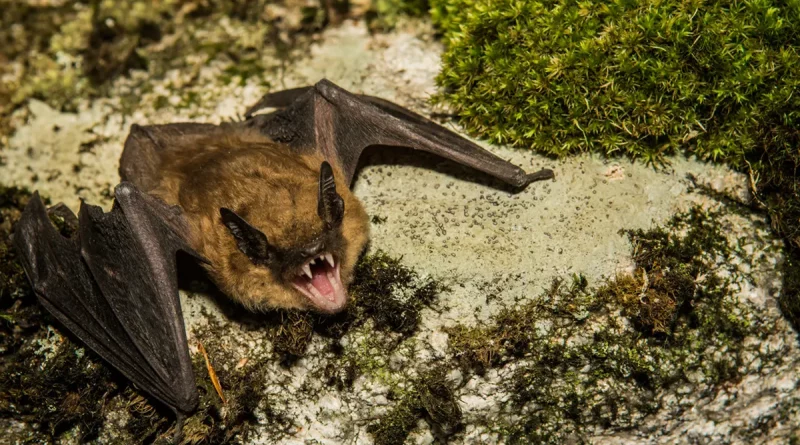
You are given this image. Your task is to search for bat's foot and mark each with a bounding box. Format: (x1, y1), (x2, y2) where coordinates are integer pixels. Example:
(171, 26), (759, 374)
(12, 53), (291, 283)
(172, 412), (186, 444)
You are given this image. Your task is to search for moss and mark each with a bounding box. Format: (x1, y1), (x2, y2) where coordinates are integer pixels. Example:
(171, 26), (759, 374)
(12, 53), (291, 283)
(780, 256), (800, 333)
(417, 368), (463, 439)
(368, 393), (420, 445)
(367, 0), (430, 31)
(125, 315), (289, 444)
(347, 250), (447, 335)
(0, 339), (121, 443)
(82, 5), (153, 87)
(447, 275), (593, 373)
(430, 0), (800, 164)
(0, 1), (87, 125)
(270, 309), (314, 364)
(446, 206), (768, 443)
(0, 0), (284, 136)
(368, 368), (461, 445)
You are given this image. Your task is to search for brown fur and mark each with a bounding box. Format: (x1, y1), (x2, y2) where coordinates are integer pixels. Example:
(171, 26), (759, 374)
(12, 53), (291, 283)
(148, 128), (369, 311)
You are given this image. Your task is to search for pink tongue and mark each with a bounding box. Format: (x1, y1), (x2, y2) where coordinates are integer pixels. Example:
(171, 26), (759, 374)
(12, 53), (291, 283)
(311, 270), (334, 296)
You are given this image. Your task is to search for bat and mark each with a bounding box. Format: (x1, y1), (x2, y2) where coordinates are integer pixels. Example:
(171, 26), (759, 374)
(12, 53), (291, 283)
(13, 79), (554, 429)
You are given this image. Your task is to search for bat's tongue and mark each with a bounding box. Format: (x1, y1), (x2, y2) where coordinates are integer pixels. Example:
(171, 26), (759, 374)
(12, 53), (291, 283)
(311, 269), (334, 295)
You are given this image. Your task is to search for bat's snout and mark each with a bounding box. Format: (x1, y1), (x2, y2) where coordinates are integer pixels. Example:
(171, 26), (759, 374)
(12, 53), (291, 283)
(290, 252), (348, 313)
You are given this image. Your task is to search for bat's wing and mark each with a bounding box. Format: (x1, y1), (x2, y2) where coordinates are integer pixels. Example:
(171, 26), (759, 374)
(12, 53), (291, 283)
(119, 123), (224, 191)
(13, 183), (201, 415)
(242, 79), (554, 188)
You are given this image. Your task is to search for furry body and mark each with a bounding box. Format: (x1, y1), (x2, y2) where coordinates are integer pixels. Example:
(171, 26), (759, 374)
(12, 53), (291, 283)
(143, 128), (369, 310)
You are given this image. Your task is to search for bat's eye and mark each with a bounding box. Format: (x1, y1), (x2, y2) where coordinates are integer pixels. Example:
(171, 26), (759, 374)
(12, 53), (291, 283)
(219, 207), (278, 264)
(318, 161), (344, 230)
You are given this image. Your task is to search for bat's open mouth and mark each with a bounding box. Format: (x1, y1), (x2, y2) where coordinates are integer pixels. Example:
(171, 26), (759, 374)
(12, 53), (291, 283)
(291, 253), (347, 312)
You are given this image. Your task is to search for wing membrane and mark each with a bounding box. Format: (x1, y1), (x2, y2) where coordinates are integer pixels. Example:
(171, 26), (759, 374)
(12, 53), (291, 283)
(244, 79), (554, 188)
(14, 184), (199, 414)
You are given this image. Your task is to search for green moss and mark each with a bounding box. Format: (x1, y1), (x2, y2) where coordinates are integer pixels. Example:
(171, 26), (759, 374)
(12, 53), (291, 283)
(0, 340), (120, 442)
(447, 275), (594, 373)
(446, 206), (768, 443)
(125, 315), (289, 444)
(348, 250), (447, 335)
(0, 0), (285, 135)
(367, 0), (430, 31)
(430, 0), (800, 163)
(368, 368), (461, 445)
(0, 186), (40, 356)
(368, 393), (420, 445)
(261, 250), (446, 364)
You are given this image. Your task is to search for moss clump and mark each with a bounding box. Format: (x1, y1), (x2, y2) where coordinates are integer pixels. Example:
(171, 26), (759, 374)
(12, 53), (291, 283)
(368, 368), (462, 445)
(367, 0), (430, 31)
(446, 206), (767, 443)
(348, 250), (447, 335)
(0, 340), (120, 442)
(368, 394), (420, 445)
(269, 309), (314, 364)
(0, 0), (282, 136)
(430, 0), (800, 163)
(125, 315), (287, 444)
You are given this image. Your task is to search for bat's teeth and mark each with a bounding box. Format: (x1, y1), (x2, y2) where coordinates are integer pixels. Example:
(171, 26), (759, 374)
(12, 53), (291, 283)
(309, 258), (317, 265)
(324, 253), (335, 268)
(327, 270), (342, 292)
(302, 264), (313, 279)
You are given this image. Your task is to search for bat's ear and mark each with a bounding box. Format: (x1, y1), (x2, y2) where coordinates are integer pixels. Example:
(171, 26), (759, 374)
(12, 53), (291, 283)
(220, 207), (279, 265)
(317, 161), (344, 230)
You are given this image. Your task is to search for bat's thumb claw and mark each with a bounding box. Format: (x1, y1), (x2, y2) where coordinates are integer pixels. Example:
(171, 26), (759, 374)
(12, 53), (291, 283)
(524, 168), (555, 184)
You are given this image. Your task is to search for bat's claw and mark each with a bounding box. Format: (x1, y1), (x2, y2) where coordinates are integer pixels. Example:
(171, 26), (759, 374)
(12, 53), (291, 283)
(525, 168), (555, 184)
(224, 113), (245, 124)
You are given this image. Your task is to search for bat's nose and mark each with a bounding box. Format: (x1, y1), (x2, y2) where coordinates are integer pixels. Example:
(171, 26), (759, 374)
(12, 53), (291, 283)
(301, 242), (324, 258)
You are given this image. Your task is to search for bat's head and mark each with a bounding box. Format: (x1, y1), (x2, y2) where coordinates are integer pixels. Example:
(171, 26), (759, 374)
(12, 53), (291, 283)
(218, 161), (368, 313)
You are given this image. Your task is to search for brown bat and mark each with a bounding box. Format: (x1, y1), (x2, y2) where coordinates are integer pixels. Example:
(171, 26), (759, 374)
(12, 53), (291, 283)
(13, 80), (553, 424)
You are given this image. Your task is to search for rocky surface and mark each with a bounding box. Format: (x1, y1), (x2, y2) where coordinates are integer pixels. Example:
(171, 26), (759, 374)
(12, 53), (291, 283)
(1, 16), (798, 445)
